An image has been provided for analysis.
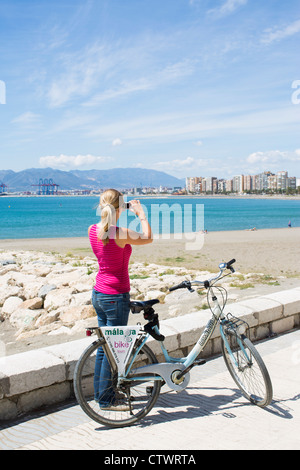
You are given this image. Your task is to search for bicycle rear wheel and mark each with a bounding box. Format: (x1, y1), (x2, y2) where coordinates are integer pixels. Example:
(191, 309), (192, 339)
(221, 334), (273, 407)
(74, 338), (161, 427)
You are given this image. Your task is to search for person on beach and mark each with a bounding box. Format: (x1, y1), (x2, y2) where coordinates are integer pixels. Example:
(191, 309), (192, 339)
(88, 189), (153, 411)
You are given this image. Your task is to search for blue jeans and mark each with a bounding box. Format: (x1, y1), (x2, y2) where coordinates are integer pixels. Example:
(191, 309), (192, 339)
(92, 289), (130, 406)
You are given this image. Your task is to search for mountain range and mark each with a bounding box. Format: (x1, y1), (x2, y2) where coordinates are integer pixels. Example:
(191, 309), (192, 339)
(0, 167), (184, 192)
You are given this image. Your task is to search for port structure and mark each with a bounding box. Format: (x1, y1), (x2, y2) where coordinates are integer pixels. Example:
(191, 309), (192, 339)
(32, 178), (59, 195)
(0, 182), (8, 194)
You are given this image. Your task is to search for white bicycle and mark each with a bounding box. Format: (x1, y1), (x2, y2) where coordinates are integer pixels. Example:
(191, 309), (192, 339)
(74, 259), (273, 427)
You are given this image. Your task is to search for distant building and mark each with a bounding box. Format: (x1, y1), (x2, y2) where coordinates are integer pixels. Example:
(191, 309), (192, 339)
(225, 179), (233, 192)
(232, 175), (244, 193)
(267, 175), (277, 191)
(244, 175), (252, 192)
(277, 171), (288, 191)
(218, 179), (226, 193)
(288, 177), (296, 190)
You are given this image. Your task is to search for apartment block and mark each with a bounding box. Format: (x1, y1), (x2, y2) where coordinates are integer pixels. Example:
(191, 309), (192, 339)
(186, 170), (298, 194)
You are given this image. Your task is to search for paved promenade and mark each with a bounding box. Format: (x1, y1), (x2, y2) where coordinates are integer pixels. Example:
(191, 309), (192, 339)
(1, 329), (299, 451)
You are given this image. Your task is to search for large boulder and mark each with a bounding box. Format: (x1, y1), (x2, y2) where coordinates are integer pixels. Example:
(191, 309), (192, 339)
(10, 308), (44, 329)
(44, 287), (74, 311)
(2, 296), (23, 316)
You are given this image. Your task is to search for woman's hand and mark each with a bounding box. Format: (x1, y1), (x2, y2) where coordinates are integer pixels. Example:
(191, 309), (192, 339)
(129, 199), (145, 218)
(117, 199), (153, 246)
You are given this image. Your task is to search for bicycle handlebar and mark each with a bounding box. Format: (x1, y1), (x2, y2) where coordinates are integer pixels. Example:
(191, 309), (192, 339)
(226, 258), (236, 268)
(169, 259), (236, 292)
(169, 280), (192, 292)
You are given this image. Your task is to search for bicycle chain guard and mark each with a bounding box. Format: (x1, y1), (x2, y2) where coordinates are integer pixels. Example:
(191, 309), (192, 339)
(131, 362), (190, 392)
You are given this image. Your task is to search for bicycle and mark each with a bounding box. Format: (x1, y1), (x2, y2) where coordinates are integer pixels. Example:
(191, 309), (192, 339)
(73, 259), (273, 428)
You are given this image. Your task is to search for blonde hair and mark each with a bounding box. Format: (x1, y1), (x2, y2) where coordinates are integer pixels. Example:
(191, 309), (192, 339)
(98, 189), (124, 245)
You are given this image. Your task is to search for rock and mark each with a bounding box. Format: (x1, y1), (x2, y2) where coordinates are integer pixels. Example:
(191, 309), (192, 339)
(11, 272), (37, 286)
(38, 284), (57, 299)
(0, 259), (16, 266)
(69, 291), (91, 307)
(19, 297), (43, 310)
(46, 269), (86, 287)
(69, 319), (91, 335)
(34, 311), (60, 328)
(2, 296), (23, 315)
(21, 279), (45, 300)
(129, 286), (138, 298)
(10, 308), (43, 329)
(0, 286), (21, 307)
(44, 287), (74, 311)
(70, 281), (93, 293)
(133, 277), (164, 293)
(48, 326), (72, 336)
(15, 322), (61, 340)
(168, 305), (181, 317)
(59, 305), (95, 326)
(144, 290), (166, 302)
(0, 264), (19, 275)
(164, 289), (199, 304)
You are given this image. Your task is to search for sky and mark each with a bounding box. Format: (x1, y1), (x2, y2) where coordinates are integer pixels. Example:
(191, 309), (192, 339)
(0, 0), (299, 179)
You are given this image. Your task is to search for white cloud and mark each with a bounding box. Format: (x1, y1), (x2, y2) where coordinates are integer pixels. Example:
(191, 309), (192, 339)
(47, 43), (115, 108)
(246, 149), (300, 165)
(86, 104), (299, 144)
(208, 0), (247, 18)
(156, 156), (211, 171)
(83, 59), (195, 107)
(39, 154), (112, 169)
(12, 112), (41, 127)
(112, 138), (122, 146)
(247, 150), (284, 165)
(261, 19), (300, 45)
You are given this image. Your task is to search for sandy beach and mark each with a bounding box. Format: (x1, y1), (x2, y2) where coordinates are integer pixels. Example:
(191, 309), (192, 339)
(1, 226), (300, 276)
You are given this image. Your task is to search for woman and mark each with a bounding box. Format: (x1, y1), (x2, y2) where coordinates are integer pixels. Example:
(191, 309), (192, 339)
(88, 189), (152, 411)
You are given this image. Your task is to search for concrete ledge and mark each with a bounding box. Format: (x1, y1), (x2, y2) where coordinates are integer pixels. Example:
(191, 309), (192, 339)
(1, 287), (300, 420)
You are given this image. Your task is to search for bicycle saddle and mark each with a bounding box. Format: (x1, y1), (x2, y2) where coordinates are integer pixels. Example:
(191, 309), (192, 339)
(130, 299), (160, 314)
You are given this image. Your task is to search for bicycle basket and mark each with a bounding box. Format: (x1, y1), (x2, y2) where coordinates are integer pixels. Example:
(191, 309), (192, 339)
(223, 313), (250, 339)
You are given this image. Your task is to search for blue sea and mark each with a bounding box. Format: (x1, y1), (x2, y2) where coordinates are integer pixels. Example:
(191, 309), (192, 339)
(0, 196), (299, 239)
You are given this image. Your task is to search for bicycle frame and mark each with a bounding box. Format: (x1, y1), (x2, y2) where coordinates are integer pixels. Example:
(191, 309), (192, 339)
(120, 291), (227, 392)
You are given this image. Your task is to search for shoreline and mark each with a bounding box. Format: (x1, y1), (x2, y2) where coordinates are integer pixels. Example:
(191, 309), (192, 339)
(1, 226), (300, 276)
(1, 193), (300, 200)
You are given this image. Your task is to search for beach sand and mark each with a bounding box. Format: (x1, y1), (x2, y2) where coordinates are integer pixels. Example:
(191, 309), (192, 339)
(1, 226), (300, 276)
(1, 227), (299, 356)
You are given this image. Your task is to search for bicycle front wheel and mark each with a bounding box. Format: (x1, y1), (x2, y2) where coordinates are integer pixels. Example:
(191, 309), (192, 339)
(74, 339), (161, 427)
(221, 334), (273, 407)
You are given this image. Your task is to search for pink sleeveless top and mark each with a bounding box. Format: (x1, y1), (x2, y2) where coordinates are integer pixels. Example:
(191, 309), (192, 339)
(89, 224), (132, 294)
